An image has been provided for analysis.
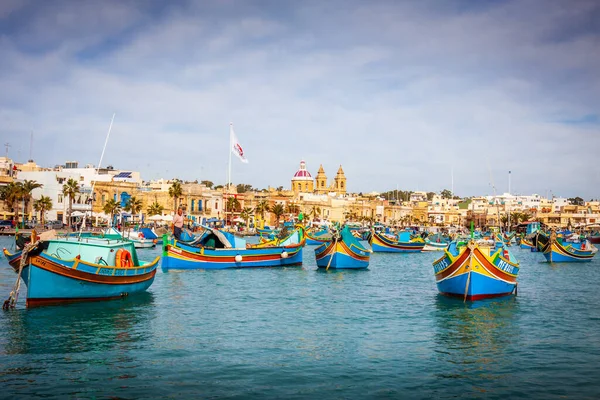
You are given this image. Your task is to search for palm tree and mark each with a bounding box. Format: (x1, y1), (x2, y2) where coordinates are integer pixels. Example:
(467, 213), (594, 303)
(311, 206), (321, 220)
(124, 196), (143, 222)
(254, 200), (270, 219)
(271, 203), (285, 226)
(62, 178), (80, 229)
(103, 198), (121, 226)
(285, 203), (299, 216)
(0, 182), (23, 227)
(168, 180), (183, 212)
(240, 207), (253, 228)
(226, 197), (241, 212)
(21, 180), (43, 223)
(147, 201), (164, 216)
(33, 196), (53, 226)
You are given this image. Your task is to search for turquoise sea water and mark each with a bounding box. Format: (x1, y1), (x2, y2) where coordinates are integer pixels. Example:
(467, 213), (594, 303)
(1, 236), (600, 399)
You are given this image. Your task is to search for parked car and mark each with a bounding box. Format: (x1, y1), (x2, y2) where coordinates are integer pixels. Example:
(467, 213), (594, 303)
(44, 220), (64, 230)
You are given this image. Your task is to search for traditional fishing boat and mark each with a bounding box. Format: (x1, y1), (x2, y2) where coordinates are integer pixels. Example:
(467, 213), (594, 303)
(370, 230), (425, 253)
(314, 227), (371, 269)
(520, 236), (535, 250)
(161, 226), (305, 270)
(2, 231), (159, 308)
(103, 227), (157, 249)
(432, 240), (519, 300)
(305, 228), (332, 245)
(423, 233), (450, 251)
(535, 231), (597, 262)
(248, 226), (305, 248)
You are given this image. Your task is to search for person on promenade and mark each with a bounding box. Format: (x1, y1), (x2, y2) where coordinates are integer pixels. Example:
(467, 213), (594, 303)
(173, 207), (184, 240)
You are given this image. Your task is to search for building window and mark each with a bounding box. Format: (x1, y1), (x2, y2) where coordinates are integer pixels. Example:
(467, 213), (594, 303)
(321, 181), (324, 188)
(191, 199), (195, 211)
(341, 182), (344, 189)
(215, 201), (218, 210)
(198, 200), (202, 211)
(58, 194), (63, 204)
(101, 194), (106, 205)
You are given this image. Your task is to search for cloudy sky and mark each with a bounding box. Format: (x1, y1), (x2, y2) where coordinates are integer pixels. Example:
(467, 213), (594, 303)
(1, 0), (598, 198)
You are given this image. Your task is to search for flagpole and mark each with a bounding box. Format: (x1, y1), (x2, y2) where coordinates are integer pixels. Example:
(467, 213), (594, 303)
(227, 123), (233, 227)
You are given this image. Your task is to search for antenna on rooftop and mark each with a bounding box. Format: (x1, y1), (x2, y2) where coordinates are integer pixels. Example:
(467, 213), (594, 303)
(4, 142), (10, 158)
(29, 131), (33, 161)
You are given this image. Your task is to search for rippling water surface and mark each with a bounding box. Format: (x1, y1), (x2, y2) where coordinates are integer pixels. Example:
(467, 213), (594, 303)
(1, 236), (600, 399)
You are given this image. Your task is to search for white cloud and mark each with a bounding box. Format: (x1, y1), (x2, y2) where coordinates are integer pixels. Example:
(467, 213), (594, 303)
(0, 0), (598, 199)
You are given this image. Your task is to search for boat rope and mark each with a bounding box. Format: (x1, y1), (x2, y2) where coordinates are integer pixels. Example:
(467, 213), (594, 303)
(3, 238), (39, 310)
(326, 236), (339, 271)
(463, 242), (474, 302)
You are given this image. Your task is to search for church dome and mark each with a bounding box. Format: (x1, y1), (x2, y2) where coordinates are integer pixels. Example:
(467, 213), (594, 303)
(293, 160), (312, 180)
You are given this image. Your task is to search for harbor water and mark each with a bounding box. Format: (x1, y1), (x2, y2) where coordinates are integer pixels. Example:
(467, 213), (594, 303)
(1, 236), (600, 399)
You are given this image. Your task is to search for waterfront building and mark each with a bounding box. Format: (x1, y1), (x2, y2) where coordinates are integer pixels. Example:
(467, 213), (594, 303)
(290, 160), (347, 196)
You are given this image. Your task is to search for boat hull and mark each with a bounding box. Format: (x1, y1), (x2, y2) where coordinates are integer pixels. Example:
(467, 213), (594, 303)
(423, 242), (448, 252)
(370, 232), (425, 253)
(4, 250), (158, 308)
(314, 240), (370, 269)
(433, 243), (519, 301)
(162, 243), (303, 270)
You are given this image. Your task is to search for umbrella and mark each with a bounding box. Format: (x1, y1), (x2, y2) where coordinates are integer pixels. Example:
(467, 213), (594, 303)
(233, 217), (244, 223)
(148, 215), (166, 221)
(71, 211), (86, 217)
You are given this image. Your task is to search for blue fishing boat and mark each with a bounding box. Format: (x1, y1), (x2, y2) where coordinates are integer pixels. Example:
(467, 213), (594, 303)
(423, 233), (450, 251)
(314, 227), (371, 269)
(3, 232), (159, 308)
(535, 231), (597, 262)
(432, 240), (519, 301)
(305, 228), (332, 245)
(370, 230), (425, 253)
(162, 226), (305, 270)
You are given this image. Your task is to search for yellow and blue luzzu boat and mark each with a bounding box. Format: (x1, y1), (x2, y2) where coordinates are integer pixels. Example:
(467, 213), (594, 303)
(314, 227), (371, 269)
(162, 226), (304, 270)
(304, 228), (332, 246)
(3, 233), (159, 308)
(535, 231), (597, 262)
(370, 230), (425, 253)
(432, 240), (519, 301)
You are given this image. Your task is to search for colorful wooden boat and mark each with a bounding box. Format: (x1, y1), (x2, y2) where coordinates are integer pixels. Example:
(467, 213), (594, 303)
(248, 226), (305, 248)
(520, 236), (535, 250)
(305, 229), (332, 245)
(3, 234), (159, 307)
(161, 227), (304, 270)
(370, 230), (425, 253)
(314, 227), (371, 269)
(432, 240), (519, 301)
(423, 233), (450, 252)
(535, 231), (597, 262)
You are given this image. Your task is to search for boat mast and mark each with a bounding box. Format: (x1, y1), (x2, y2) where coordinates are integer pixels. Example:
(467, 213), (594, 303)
(226, 123), (233, 227)
(78, 113), (115, 239)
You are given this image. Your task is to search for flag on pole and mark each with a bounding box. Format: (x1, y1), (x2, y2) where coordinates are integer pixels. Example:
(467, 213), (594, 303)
(230, 124), (249, 164)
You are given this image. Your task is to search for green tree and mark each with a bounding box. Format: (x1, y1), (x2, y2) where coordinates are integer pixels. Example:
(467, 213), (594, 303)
(426, 192), (436, 201)
(255, 200), (270, 219)
(236, 183), (253, 193)
(0, 182), (23, 227)
(201, 180), (214, 189)
(226, 197), (241, 213)
(240, 207), (253, 228)
(103, 198), (121, 225)
(62, 178), (80, 229)
(147, 201), (164, 216)
(310, 206), (321, 219)
(270, 203), (285, 226)
(21, 180), (43, 223)
(568, 196), (584, 206)
(440, 189), (453, 199)
(124, 196), (143, 221)
(168, 180), (183, 212)
(33, 195), (53, 225)
(286, 203), (299, 215)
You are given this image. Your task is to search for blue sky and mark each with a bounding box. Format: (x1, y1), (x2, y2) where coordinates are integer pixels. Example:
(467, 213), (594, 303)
(1, 0), (599, 199)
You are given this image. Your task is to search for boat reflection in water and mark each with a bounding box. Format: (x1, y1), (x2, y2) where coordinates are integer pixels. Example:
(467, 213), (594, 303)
(432, 295), (520, 397)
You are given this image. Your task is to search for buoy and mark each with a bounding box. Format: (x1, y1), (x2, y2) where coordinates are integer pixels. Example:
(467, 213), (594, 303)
(281, 251), (289, 259)
(235, 254), (243, 263)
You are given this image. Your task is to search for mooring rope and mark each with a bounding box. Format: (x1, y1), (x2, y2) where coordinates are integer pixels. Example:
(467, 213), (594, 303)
(3, 238), (39, 310)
